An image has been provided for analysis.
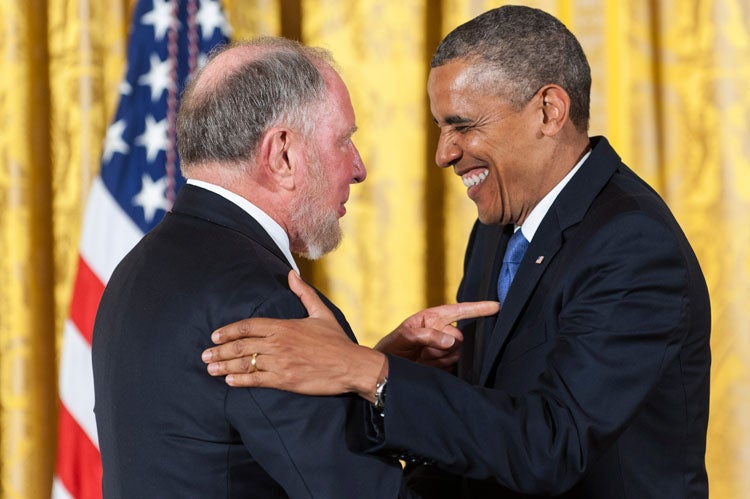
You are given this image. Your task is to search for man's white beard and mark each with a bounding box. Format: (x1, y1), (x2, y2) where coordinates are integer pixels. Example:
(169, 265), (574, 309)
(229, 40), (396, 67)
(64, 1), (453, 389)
(296, 209), (341, 260)
(289, 156), (343, 260)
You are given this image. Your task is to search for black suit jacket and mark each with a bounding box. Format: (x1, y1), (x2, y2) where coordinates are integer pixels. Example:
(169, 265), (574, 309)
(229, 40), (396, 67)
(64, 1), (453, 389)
(93, 185), (406, 498)
(366, 137), (710, 498)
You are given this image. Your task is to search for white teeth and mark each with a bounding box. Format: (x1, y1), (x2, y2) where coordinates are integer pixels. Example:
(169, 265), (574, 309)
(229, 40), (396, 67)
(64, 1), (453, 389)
(462, 169), (489, 187)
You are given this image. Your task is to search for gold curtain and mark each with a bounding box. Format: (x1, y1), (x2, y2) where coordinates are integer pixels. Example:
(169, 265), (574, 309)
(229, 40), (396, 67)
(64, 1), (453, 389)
(0, 0), (747, 497)
(0, 1), (56, 496)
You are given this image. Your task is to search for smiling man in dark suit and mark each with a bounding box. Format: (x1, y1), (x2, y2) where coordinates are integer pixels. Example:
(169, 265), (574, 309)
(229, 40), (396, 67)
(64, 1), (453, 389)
(203, 6), (712, 499)
(93, 37), (432, 497)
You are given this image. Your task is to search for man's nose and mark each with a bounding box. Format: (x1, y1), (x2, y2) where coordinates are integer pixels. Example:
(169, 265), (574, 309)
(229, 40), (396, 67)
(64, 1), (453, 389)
(351, 143), (366, 183)
(435, 132), (461, 168)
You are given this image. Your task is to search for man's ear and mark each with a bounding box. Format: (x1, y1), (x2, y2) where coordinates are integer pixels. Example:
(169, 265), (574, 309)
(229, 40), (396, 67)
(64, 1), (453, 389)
(538, 85), (570, 136)
(258, 128), (297, 190)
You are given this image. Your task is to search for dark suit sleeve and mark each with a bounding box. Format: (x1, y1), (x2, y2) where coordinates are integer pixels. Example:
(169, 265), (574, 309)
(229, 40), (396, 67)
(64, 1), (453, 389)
(224, 288), (405, 499)
(365, 213), (696, 495)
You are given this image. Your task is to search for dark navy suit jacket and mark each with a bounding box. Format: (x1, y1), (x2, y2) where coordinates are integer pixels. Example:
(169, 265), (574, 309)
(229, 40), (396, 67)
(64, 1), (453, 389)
(365, 137), (711, 498)
(93, 185), (406, 498)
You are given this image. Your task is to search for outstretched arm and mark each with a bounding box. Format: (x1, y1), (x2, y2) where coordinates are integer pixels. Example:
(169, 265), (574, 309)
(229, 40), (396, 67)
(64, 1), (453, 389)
(202, 270), (499, 400)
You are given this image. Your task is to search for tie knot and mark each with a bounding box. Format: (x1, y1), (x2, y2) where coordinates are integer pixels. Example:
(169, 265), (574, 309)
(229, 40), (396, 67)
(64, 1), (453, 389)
(504, 229), (529, 265)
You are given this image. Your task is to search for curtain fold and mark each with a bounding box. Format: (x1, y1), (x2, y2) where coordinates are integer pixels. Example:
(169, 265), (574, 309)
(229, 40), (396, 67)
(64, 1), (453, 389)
(0, 1), (56, 496)
(47, 0), (132, 387)
(0, 0), (747, 497)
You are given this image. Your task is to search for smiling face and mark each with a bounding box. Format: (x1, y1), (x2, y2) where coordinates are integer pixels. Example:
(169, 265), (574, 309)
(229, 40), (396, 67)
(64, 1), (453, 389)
(428, 59), (551, 226)
(289, 68), (365, 259)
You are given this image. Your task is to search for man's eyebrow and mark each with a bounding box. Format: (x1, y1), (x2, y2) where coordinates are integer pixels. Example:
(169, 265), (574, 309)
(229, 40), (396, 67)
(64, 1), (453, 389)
(432, 115), (473, 126)
(340, 125), (358, 141)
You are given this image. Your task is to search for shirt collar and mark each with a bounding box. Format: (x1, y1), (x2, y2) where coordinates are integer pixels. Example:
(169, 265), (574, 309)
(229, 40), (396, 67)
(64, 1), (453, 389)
(186, 179), (300, 273)
(520, 149), (592, 242)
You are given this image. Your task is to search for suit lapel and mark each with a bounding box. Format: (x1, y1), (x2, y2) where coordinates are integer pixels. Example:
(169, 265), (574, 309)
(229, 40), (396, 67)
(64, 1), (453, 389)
(462, 225), (508, 383)
(171, 184), (292, 270)
(479, 220), (563, 384)
(477, 137), (621, 385)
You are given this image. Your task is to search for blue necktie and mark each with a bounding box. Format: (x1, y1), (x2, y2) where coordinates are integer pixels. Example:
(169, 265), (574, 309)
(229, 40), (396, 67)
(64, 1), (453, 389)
(497, 229), (529, 305)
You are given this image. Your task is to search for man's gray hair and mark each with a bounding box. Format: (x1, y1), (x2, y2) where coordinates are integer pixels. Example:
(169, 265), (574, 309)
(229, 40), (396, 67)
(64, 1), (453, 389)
(177, 37), (334, 173)
(432, 5), (591, 132)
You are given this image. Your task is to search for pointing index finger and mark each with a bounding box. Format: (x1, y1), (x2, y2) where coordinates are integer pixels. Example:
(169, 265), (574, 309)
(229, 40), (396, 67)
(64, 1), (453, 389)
(437, 301), (500, 323)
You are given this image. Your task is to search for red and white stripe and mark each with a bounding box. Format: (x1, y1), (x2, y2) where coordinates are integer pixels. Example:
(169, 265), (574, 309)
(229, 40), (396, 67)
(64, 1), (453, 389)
(53, 178), (144, 498)
(53, 1), (209, 495)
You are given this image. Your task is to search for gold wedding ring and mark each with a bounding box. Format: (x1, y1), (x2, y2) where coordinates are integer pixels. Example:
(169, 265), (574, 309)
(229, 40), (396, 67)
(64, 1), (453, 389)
(250, 352), (259, 372)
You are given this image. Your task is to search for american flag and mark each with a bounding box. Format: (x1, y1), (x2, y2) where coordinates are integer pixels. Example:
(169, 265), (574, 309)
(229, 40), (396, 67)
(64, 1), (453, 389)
(53, 1), (229, 497)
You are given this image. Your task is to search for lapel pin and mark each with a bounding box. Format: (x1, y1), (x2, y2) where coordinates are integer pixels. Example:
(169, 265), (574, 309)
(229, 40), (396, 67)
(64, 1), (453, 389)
(535, 256), (545, 264)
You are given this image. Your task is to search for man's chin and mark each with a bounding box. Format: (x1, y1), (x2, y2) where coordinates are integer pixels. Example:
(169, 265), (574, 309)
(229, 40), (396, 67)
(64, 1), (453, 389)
(297, 223), (343, 260)
(299, 240), (340, 260)
(477, 210), (501, 226)
(299, 245), (326, 261)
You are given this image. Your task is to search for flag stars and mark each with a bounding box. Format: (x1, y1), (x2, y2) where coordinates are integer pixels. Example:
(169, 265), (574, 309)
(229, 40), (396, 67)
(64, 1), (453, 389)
(119, 80), (132, 96)
(136, 115), (169, 163)
(132, 174), (170, 223)
(102, 119), (130, 162)
(138, 54), (174, 101)
(141, 0), (174, 40)
(198, 0), (232, 39)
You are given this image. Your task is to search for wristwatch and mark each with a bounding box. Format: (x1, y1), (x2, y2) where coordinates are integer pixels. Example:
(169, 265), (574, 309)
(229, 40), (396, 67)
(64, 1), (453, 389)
(373, 377), (388, 411)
